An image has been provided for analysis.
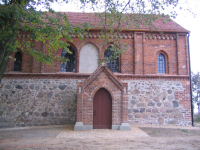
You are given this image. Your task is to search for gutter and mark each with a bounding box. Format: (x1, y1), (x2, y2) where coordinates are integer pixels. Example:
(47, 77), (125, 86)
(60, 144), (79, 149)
(188, 33), (194, 126)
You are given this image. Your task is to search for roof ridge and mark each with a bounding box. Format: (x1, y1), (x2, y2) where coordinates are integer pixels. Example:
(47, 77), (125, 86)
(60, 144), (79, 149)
(49, 12), (189, 33)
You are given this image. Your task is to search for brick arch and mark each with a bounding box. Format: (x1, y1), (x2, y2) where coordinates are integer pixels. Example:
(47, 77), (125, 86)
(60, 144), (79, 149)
(57, 42), (78, 55)
(101, 42), (114, 57)
(79, 42), (100, 55)
(157, 50), (168, 59)
(156, 50), (169, 74)
(57, 42), (79, 72)
(103, 44), (121, 73)
(10, 49), (23, 72)
(91, 85), (114, 102)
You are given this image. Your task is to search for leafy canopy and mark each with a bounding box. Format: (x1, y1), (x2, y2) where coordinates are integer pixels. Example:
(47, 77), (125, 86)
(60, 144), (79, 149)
(0, 0), (91, 64)
(192, 72), (200, 104)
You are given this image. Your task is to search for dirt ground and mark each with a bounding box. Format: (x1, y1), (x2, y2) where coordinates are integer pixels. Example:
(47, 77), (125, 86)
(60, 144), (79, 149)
(0, 123), (200, 150)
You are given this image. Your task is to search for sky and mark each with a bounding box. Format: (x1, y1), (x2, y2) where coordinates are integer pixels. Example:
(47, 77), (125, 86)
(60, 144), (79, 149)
(175, 14), (200, 74)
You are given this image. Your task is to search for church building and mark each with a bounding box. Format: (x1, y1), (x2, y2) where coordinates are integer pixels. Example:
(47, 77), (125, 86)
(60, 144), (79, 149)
(0, 12), (192, 130)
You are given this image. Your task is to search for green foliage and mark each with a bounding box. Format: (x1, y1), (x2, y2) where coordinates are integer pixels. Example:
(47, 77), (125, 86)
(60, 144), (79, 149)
(191, 72), (200, 115)
(194, 115), (200, 122)
(181, 129), (189, 133)
(0, 0), (91, 81)
(153, 130), (156, 134)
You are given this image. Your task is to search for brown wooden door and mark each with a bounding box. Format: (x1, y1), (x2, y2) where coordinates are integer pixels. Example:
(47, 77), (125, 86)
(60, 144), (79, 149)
(93, 88), (112, 129)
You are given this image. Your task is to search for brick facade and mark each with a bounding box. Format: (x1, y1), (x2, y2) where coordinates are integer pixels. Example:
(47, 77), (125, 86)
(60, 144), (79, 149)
(0, 13), (192, 129)
(5, 32), (189, 76)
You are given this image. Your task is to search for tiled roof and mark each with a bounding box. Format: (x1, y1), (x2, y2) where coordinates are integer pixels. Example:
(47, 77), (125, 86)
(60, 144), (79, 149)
(62, 12), (189, 33)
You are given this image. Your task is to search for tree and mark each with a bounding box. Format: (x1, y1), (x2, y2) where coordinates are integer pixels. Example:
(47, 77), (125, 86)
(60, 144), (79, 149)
(0, 0), (91, 82)
(0, 0), (198, 82)
(191, 72), (200, 117)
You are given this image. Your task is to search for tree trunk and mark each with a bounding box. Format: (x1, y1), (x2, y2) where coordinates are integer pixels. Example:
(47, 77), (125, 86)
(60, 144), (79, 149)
(0, 49), (12, 82)
(0, 13), (18, 82)
(0, 23), (17, 82)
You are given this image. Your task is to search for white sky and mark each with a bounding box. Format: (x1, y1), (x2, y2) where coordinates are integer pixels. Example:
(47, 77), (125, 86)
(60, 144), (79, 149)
(175, 15), (200, 74)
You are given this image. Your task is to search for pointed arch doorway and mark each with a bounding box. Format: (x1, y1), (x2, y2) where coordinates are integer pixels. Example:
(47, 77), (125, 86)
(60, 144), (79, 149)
(93, 88), (112, 129)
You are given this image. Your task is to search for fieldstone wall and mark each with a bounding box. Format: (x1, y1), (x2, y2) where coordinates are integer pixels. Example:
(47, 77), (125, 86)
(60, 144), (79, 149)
(0, 79), (81, 127)
(124, 80), (192, 126)
(0, 78), (192, 128)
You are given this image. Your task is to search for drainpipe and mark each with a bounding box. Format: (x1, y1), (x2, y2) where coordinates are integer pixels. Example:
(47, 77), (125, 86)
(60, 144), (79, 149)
(187, 33), (194, 127)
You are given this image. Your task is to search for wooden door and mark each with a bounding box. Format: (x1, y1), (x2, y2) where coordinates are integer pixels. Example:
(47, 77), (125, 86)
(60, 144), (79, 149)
(93, 88), (112, 129)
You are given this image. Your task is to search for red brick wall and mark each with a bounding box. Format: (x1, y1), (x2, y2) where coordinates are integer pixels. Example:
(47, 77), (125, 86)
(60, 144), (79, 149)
(144, 33), (177, 75)
(177, 33), (189, 75)
(5, 31), (189, 76)
(32, 41), (43, 73)
(134, 32), (144, 74)
(75, 65), (129, 126)
(5, 49), (33, 73)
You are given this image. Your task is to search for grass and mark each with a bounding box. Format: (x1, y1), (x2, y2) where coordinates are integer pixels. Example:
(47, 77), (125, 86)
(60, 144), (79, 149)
(194, 115), (200, 122)
(181, 129), (189, 133)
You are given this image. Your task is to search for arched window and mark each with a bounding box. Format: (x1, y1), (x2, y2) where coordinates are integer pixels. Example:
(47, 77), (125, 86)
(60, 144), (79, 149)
(79, 43), (99, 73)
(60, 46), (75, 72)
(14, 52), (22, 71)
(104, 46), (119, 73)
(157, 53), (166, 73)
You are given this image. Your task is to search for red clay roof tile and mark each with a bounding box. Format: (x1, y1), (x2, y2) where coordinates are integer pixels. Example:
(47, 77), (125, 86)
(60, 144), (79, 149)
(61, 12), (189, 33)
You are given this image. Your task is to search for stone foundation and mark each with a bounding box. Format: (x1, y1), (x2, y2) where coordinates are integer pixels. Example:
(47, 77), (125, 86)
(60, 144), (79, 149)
(0, 79), (80, 127)
(0, 78), (191, 128)
(124, 80), (192, 126)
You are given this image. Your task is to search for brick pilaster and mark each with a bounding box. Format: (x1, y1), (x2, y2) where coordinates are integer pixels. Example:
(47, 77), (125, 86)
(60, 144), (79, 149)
(122, 83), (129, 123)
(176, 33), (189, 75)
(134, 32), (144, 75)
(76, 82), (83, 122)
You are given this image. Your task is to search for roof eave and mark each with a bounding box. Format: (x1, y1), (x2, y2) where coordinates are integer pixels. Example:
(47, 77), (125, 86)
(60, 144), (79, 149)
(88, 28), (190, 33)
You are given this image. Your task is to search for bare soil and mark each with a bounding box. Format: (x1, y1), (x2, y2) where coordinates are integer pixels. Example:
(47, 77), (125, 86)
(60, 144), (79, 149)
(0, 124), (200, 150)
(139, 126), (200, 137)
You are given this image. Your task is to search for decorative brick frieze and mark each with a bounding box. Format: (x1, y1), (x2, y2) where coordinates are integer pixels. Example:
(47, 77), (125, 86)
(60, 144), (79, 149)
(18, 31), (134, 40)
(69, 32), (134, 39)
(145, 33), (176, 40)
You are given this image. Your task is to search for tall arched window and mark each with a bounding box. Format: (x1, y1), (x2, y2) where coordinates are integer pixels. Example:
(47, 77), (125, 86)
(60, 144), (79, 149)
(14, 52), (22, 71)
(104, 46), (119, 73)
(79, 43), (99, 73)
(60, 46), (75, 72)
(157, 53), (166, 73)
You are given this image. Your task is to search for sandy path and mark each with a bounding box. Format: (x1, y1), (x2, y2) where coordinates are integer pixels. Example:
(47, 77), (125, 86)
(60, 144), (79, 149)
(0, 124), (200, 149)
